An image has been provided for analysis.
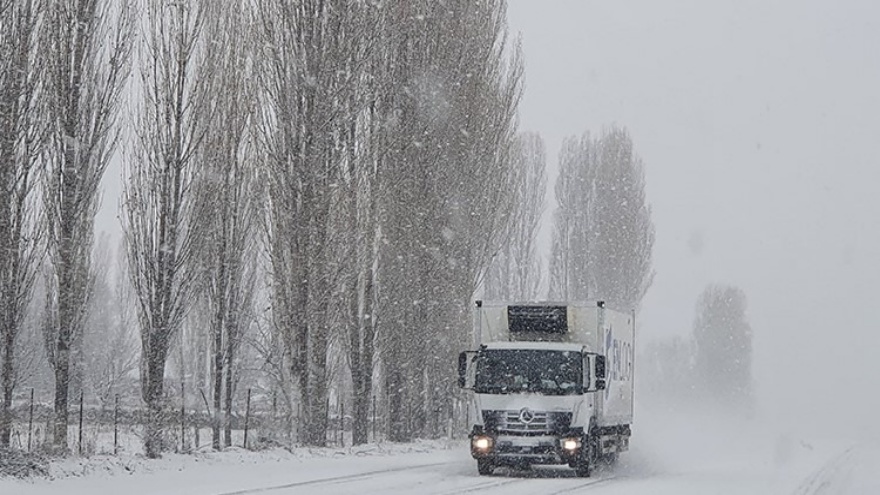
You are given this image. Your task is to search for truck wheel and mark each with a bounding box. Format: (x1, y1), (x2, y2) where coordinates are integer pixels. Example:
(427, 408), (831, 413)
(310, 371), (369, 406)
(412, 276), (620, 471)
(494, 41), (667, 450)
(574, 458), (592, 477)
(574, 436), (596, 477)
(477, 459), (494, 476)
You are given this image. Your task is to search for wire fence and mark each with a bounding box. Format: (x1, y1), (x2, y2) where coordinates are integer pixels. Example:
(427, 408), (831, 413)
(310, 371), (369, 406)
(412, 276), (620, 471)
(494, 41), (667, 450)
(4, 388), (408, 456)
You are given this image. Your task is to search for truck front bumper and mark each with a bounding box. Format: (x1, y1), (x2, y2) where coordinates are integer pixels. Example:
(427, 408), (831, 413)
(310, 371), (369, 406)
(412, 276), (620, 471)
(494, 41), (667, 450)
(469, 427), (582, 466)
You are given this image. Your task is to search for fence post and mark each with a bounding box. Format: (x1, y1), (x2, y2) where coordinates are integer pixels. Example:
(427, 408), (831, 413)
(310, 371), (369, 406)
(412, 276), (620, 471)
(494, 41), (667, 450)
(243, 388), (252, 450)
(44, 411), (51, 448)
(180, 381), (186, 453)
(78, 391), (84, 456)
(371, 395), (376, 443)
(114, 395), (119, 455)
(340, 402), (345, 448)
(27, 388), (34, 452)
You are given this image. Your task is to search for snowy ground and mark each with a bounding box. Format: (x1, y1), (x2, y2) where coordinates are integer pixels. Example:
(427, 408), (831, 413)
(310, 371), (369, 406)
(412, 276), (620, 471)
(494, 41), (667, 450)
(2, 411), (877, 495)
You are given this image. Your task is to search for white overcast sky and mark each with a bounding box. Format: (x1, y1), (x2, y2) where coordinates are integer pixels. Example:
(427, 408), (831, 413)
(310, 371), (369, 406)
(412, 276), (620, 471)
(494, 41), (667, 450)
(507, 0), (880, 434)
(94, 1), (880, 436)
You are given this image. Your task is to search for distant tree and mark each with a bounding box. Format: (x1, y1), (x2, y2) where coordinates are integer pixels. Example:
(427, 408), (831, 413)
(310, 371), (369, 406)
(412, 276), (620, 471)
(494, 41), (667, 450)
(589, 128), (654, 309)
(548, 127), (654, 310)
(82, 236), (138, 410)
(0, 0), (44, 448)
(692, 284), (753, 406)
(548, 134), (595, 301)
(483, 132), (546, 302)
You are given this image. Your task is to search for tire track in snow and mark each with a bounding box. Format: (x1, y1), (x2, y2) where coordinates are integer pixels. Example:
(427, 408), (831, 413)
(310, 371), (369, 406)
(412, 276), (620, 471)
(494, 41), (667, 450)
(547, 475), (618, 493)
(430, 477), (524, 494)
(792, 446), (857, 495)
(214, 461), (449, 495)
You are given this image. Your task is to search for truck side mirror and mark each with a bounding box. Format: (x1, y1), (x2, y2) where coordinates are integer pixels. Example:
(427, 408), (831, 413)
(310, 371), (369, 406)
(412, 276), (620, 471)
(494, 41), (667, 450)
(458, 351), (477, 389)
(458, 352), (467, 388)
(595, 355), (606, 391)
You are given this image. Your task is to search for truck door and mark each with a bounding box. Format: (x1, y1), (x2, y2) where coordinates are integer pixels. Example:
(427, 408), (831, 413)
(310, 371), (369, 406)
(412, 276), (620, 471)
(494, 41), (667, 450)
(583, 353), (607, 392)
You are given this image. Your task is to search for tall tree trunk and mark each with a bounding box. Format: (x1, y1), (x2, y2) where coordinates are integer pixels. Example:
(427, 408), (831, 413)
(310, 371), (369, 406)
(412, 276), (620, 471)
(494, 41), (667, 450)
(212, 330), (222, 450)
(143, 342), (168, 458)
(0, 136), (13, 449)
(348, 287), (364, 445)
(0, 327), (14, 446)
(53, 344), (71, 449)
(350, 277), (375, 446)
(223, 333), (234, 448)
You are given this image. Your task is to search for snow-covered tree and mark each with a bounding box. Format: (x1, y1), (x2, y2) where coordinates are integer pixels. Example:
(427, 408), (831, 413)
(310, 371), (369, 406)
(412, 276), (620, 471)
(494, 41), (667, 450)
(196, 0), (259, 449)
(123, 0), (211, 458)
(255, 0), (522, 445)
(484, 132), (547, 302)
(0, 0), (44, 448)
(549, 134), (596, 301)
(377, 0), (523, 442)
(589, 128), (654, 309)
(549, 127), (654, 310)
(41, 0), (133, 450)
(257, 0), (374, 447)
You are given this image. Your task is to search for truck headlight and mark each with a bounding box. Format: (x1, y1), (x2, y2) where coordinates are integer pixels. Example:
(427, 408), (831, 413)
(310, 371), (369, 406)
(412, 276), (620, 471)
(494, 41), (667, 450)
(473, 436), (492, 451)
(562, 438), (579, 451)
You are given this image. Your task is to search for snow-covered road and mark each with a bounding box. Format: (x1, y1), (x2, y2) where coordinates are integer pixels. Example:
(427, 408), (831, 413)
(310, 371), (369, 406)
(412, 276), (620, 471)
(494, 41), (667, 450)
(0, 450), (774, 495)
(4, 441), (868, 495)
(4, 410), (878, 495)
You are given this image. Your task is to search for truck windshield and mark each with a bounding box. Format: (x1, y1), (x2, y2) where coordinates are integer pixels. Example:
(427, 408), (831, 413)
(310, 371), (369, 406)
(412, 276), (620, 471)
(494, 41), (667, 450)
(474, 349), (582, 395)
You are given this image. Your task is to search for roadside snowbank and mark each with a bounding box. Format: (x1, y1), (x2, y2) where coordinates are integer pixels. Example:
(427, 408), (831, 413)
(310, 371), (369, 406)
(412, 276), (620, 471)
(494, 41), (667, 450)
(0, 438), (461, 494)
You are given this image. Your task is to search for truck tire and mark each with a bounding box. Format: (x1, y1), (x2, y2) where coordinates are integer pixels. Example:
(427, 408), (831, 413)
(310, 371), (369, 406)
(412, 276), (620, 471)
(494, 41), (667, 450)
(477, 459), (494, 476)
(574, 435), (596, 477)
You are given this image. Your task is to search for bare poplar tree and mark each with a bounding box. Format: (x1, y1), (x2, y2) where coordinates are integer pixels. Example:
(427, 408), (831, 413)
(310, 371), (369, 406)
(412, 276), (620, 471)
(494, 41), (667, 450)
(0, 0), (44, 448)
(548, 133), (596, 301)
(484, 132), (547, 301)
(41, 0), (133, 450)
(123, 0), (210, 458)
(196, 0), (259, 449)
(377, 0), (523, 441)
(335, 5), (384, 447)
(549, 127), (653, 309)
(257, 0), (373, 447)
(590, 127), (654, 309)
(254, 0), (522, 445)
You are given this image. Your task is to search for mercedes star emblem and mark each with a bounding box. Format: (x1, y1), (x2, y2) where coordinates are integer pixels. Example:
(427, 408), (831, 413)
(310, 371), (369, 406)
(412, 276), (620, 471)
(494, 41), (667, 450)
(518, 407), (535, 424)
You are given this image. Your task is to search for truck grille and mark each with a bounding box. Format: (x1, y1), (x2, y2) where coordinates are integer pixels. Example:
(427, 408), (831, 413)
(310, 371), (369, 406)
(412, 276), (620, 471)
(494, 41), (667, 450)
(502, 410), (549, 432)
(482, 410), (572, 435)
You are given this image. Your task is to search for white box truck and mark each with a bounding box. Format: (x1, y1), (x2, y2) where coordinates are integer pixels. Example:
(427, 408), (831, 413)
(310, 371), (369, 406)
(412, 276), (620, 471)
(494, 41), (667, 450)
(458, 301), (635, 477)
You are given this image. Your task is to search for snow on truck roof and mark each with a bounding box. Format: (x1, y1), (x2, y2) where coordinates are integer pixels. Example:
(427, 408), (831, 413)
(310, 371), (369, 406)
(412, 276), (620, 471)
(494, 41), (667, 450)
(481, 342), (585, 352)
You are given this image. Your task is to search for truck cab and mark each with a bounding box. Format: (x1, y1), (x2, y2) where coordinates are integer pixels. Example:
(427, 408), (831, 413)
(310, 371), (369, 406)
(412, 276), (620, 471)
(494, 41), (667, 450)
(458, 302), (634, 477)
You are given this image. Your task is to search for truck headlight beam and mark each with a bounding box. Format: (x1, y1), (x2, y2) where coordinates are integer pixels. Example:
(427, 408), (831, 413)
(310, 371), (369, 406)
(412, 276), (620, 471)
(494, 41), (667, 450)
(473, 436), (492, 451)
